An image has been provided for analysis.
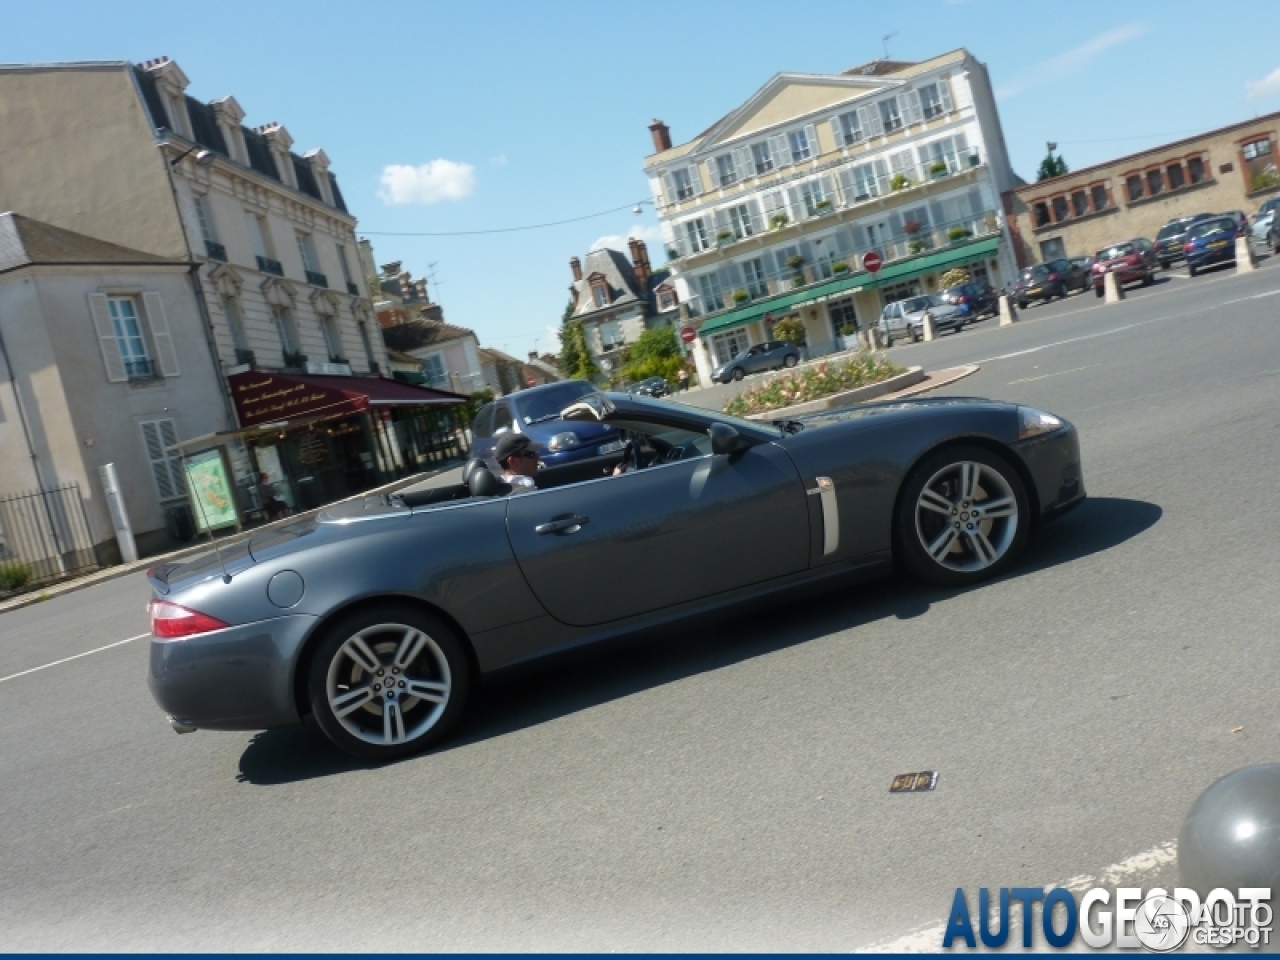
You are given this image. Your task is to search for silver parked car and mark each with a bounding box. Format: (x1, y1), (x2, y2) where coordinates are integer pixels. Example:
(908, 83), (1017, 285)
(711, 340), (801, 383)
(879, 294), (965, 345)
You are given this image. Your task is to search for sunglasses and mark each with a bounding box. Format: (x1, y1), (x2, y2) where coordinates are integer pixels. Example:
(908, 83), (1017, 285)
(508, 450), (538, 460)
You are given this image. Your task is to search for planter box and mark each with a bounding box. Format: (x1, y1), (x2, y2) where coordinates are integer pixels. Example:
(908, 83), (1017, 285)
(747, 366), (926, 419)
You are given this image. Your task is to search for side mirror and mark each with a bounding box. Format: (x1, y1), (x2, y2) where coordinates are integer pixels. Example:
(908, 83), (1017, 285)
(708, 422), (742, 456)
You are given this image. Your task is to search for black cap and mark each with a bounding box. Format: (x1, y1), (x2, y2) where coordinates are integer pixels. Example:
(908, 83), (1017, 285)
(494, 433), (536, 465)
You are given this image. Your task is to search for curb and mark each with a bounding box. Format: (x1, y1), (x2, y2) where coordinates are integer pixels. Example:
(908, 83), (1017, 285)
(747, 366), (926, 419)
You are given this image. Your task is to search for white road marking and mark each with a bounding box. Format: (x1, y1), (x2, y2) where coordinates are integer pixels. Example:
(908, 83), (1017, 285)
(1008, 364), (1098, 385)
(1223, 289), (1280, 305)
(968, 317), (1169, 365)
(860, 840), (1178, 953)
(0, 634), (147, 685)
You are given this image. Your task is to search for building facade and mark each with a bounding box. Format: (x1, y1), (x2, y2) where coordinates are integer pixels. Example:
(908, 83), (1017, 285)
(643, 50), (1021, 382)
(0, 58), (459, 522)
(1004, 112), (1280, 267)
(566, 238), (677, 379)
(0, 214), (228, 563)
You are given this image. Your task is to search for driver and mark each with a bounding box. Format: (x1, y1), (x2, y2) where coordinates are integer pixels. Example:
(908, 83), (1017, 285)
(494, 434), (540, 494)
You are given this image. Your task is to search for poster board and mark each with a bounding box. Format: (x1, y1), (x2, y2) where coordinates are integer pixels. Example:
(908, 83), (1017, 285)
(184, 448), (240, 532)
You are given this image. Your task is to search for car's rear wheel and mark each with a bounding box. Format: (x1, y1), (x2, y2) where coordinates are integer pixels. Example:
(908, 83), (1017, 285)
(1094, 285), (1103, 298)
(783, 354), (798, 368)
(1188, 263), (1197, 277)
(1142, 271), (1154, 286)
(1018, 300), (1028, 310)
(732, 367), (744, 381)
(308, 604), (471, 761)
(895, 445), (1030, 587)
(909, 326), (921, 343)
(1160, 259), (1170, 271)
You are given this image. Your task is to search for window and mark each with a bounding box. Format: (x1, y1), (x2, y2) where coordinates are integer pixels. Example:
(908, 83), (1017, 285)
(107, 297), (153, 379)
(272, 306), (299, 356)
(1146, 169), (1164, 196)
(492, 405), (513, 435)
(1033, 202), (1051, 228)
(743, 258), (767, 299)
(828, 298), (857, 337)
(320, 315), (343, 361)
(716, 154), (737, 187)
(592, 285), (609, 308)
(695, 272), (724, 313)
(657, 291), (675, 310)
(838, 111), (863, 146)
(1187, 156), (1206, 184)
(788, 129), (812, 163)
(423, 353), (447, 386)
(1166, 164), (1185, 190)
(1242, 137), (1277, 191)
(139, 419), (187, 502)
(358, 320), (376, 369)
(193, 195), (220, 254)
(918, 82), (948, 120)
(599, 320), (624, 350)
(1071, 191), (1089, 217)
(728, 203), (755, 239)
(878, 97), (903, 133)
(1125, 174), (1144, 202)
(710, 329), (750, 366)
(1091, 184), (1109, 211)
(801, 179), (828, 216)
(672, 167), (694, 201)
(247, 213), (271, 258)
(1051, 196), (1069, 222)
(223, 297), (249, 352)
(336, 243), (354, 284)
(683, 217), (709, 253)
(852, 162), (881, 201)
(751, 142), (774, 175)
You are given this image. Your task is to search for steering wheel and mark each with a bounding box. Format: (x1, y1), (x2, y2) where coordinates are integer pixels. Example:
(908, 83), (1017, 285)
(628, 434), (645, 472)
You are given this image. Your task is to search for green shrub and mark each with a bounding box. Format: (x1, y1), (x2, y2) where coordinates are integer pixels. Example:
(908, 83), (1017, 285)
(890, 173), (913, 191)
(947, 226), (972, 241)
(724, 353), (905, 416)
(733, 289), (750, 304)
(769, 213), (790, 230)
(832, 261), (849, 274)
(0, 560), (32, 591)
(939, 267), (971, 288)
(773, 316), (807, 345)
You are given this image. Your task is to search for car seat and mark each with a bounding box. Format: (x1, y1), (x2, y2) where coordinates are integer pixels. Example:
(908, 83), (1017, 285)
(465, 461), (511, 498)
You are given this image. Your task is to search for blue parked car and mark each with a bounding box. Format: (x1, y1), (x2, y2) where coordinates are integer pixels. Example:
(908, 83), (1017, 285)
(1184, 216), (1240, 277)
(470, 380), (624, 466)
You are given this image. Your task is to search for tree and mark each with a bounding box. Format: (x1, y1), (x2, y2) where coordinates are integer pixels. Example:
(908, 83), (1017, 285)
(1036, 152), (1069, 182)
(772, 315), (807, 346)
(558, 315), (597, 382)
(622, 326), (684, 383)
(939, 267), (971, 289)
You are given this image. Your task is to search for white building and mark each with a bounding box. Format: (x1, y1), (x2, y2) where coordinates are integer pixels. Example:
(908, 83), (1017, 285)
(643, 50), (1021, 383)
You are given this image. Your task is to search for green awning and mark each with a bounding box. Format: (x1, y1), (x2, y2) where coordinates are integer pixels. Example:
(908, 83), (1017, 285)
(392, 370), (427, 384)
(697, 235), (1001, 337)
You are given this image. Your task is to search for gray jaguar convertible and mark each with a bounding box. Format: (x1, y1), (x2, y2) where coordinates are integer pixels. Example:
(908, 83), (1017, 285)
(147, 390), (1084, 760)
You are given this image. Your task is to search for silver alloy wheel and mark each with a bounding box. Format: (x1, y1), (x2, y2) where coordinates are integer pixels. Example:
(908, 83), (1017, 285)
(913, 460), (1019, 573)
(325, 622), (452, 746)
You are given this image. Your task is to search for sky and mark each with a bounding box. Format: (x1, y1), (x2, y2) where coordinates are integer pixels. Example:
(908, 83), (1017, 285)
(4, 0), (1280, 360)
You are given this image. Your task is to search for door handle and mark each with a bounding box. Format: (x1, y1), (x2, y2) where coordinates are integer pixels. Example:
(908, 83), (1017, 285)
(535, 515), (590, 535)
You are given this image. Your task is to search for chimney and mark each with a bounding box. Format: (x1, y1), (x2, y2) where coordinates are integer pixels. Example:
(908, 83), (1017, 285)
(649, 118), (672, 153)
(570, 257), (582, 281)
(629, 238), (652, 293)
(381, 261), (402, 277)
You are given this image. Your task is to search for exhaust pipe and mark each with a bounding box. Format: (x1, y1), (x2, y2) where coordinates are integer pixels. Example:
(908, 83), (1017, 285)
(168, 716), (198, 735)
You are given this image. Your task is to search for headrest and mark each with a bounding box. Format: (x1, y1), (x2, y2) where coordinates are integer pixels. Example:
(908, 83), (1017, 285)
(466, 462), (510, 498)
(462, 458), (488, 487)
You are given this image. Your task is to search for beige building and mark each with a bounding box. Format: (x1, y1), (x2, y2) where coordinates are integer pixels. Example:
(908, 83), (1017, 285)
(644, 49), (1021, 383)
(1004, 112), (1280, 267)
(0, 214), (228, 564)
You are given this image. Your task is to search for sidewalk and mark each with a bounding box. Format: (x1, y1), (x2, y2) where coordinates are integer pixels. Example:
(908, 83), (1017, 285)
(0, 364), (980, 617)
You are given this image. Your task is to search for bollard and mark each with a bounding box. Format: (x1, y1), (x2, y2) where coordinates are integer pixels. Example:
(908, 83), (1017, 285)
(998, 295), (1018, 327)
(922, 311), (936, 342)
(1235, 235), (1257, 274)
(1104, 269), (1125, 303)
(857, 329), (871, 352)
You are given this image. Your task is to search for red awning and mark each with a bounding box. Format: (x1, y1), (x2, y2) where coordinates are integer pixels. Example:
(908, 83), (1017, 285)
(228, 371), (465, 428)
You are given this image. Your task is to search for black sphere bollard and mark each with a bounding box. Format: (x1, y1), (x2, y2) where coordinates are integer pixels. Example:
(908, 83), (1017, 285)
(1179, 764), (1280, 892)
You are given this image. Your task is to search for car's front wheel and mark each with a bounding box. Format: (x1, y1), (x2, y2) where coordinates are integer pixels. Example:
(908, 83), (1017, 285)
(732, 367), (744, 381)
(783, 354), (798, 368)
(1188, 263), (1197, 277)
(308, 604), (471, 761)
(895, 445), (1030, 587)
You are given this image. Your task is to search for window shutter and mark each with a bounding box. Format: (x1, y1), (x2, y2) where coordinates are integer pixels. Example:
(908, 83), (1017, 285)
(88, 293), (127, 383)
(954, 131), (969, 153)
(929, 201), (946, 228)
(837, 167), (856, 203)
(690, 163), (705, 197)
(830, 116), (843, 147)
(889, 150), (910, 174)
(768, 134), (790, 169)
(967, 189), (984, 217)
(873, 157), (890, 192)
(938, 77), (954, 113)
(732, 145), (752, 180)
(786, 186), (803, 219)
(804, 123), (818, 159)
(661, 172), (675, 205)
(141, 292), (180, 377)
(140, 419), (184, 501)
(903, 89), (923, 125)
(860, 105), (882, 138)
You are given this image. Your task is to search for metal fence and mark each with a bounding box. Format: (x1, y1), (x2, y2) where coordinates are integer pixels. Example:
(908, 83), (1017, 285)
(0, 483), (100, 587)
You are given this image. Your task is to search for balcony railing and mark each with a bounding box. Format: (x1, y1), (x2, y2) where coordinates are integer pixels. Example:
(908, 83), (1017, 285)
(234, 348), (256, 367)
(124, 357), (156, 380)
(670, 148), (984, 260)
(346, 281), (360, 296)
(256, 255), (284, 277)
(682, 209), (1001, 319)
(205, 241), (227, 262)
(306, 270), (328, 287)
(282, 350), (308, 368)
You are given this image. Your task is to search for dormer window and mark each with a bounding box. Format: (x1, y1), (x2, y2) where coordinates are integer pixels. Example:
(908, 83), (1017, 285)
(589, 276), (610, 309)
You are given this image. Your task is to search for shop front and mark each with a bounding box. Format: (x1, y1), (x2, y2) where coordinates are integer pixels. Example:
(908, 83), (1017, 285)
(227, 371), (469, 512)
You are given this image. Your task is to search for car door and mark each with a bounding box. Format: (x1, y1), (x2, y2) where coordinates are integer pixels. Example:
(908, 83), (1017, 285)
(504, 440), (810, 627)
(744, 344), (767, 374)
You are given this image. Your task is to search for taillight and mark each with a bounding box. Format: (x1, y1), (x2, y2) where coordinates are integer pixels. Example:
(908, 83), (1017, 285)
(1048, 273), (1059, 281)
(149, 600), (229, 638)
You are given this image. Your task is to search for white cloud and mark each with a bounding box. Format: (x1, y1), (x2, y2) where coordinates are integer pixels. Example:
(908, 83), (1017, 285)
(535, 324), (562, 357)
(589, 223), (663, 253)
(378, 159), (476, 205)
(996, 24), (1151, 101)
(1246, 65), (1280, 101)
(487, 154), (508, 167)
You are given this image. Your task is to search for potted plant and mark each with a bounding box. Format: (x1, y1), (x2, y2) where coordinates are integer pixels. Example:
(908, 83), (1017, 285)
(785, 254), (806, 271)
(665, 246), (680, 261)
(890, 172), (913, 191)
(909, 239), (927, 255)
(929, 159), (949, 179)
(769, 212), (790, 230)
(716, 229), (733, 245)
(968, 151), (981, 167)
(814, 199), (832, 214)
(832, 260), (849, 274)
(947, 226), (972, 243)
(733, 289), (750, 304)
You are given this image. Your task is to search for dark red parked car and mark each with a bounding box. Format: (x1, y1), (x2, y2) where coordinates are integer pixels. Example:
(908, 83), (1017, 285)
(1091, 238), (1158, 297)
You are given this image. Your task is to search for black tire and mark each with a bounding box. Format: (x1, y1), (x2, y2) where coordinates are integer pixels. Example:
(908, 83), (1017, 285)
(882, 329), (893, 346)
(732, 367), (744, 382)
(1160, 260), (1170, 271)
(783, 354), (798, 368)
(1142, 271), (1154, 287)
(1094, 285), (1103, 298)
(1188, 263), (1197, 278)
(1018, 300), (1028, 310)
(894, 444), (1031, 587)
(308, 603), (471, 761)
(910, 326), (921, 343)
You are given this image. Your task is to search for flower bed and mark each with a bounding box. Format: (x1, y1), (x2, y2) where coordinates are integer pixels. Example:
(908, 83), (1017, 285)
(724, 353), (905, 417)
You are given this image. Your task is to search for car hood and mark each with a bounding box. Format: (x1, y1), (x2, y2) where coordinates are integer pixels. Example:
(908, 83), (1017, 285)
(795, 395), (1008, 427)
(904, 303), (961, 319)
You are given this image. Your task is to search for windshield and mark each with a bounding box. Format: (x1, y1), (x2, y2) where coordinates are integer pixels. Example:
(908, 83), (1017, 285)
(1095, 242), (1134, 260)
(1157, 221), (1190, 240)
(1022, 265), (1050, 279)
(513, 381), (596, 423)
(1187, 219), (1233, 239)
(902, 296), (933, 313)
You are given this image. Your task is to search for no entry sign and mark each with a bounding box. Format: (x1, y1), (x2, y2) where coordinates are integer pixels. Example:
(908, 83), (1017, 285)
(679, 325), (697, 344)
(862, 251), (884, 274)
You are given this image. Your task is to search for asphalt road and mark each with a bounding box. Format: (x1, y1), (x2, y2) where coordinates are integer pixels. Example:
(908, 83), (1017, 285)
(2, 256), (1278, 950)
